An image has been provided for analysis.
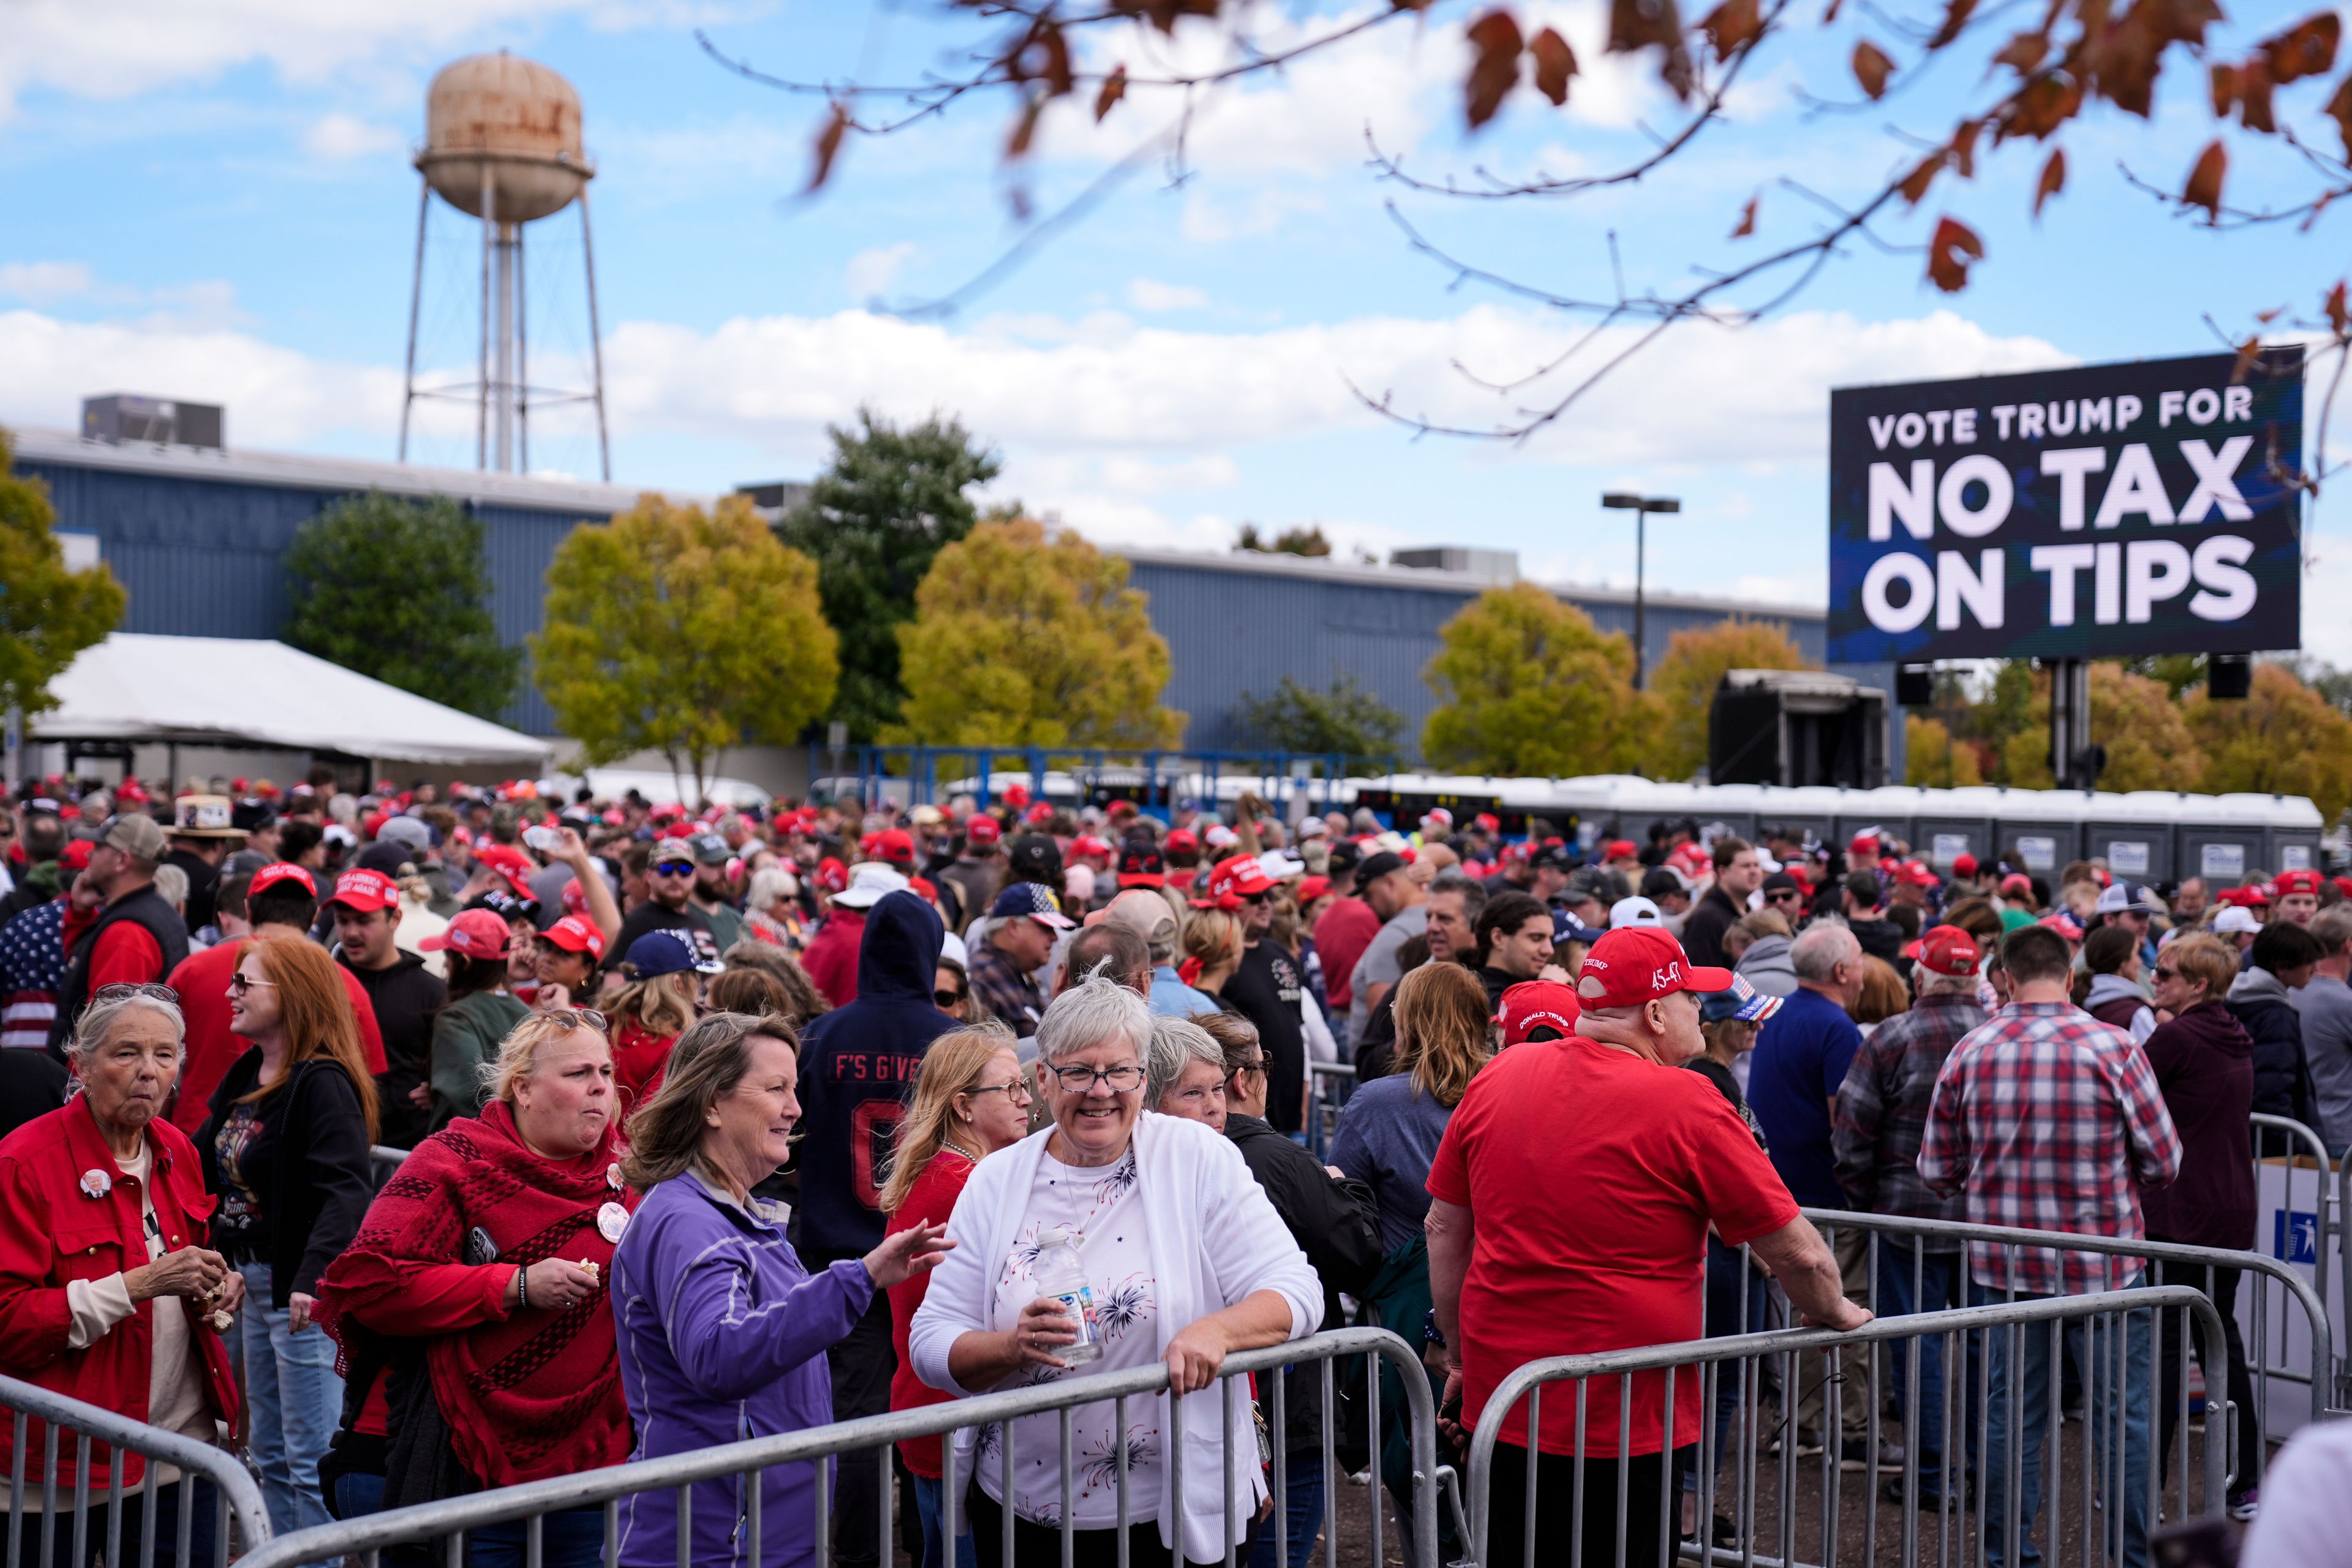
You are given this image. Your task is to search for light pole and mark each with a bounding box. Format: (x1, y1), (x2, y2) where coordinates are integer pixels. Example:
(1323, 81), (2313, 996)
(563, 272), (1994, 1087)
(1602, 492), (1680, 689)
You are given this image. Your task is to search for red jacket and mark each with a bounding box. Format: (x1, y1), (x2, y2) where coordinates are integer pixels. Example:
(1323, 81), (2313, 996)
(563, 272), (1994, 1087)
(0, 1097), (239, 1487)
(800, 908), (866, 1009)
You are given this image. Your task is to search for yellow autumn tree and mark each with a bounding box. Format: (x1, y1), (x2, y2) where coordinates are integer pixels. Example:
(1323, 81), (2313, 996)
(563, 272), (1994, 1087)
(2184, 662), (2352, 820)
(1421, 583), (1641, 776)
(1641, 618), (1814, 782)
(1997, 663), (2205, 793)
(1905, 715), (1985, 786)
(891, 519), (1183, 747)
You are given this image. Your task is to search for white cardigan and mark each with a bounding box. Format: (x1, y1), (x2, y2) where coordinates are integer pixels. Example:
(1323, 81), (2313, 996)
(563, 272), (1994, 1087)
(908, 1112), (1322, 1562)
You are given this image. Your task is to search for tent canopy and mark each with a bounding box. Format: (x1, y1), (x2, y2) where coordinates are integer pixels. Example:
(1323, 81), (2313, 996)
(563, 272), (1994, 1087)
(32, 634), (552, 769)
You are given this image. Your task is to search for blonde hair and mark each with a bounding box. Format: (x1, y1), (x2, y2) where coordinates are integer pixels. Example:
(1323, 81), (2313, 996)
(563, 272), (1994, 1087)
(1179, 907), (1243, 971)
(1736, 908), (1792, 941)
(877, 1022), (1020, 1213)
(2164, 933), (2237, 1002)
(608, 970), (699, 1039)
(1851, 956), (1909, 1026)
(485, 1009), (612, 1105)
(1392, 962), (1491, 1107)
(620, 1011), (795, 1189)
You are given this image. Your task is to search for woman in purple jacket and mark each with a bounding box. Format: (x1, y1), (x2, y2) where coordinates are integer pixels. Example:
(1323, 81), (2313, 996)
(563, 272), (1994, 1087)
(2141, 933), (2262, 1515)
(609, 1010), (951, 1568)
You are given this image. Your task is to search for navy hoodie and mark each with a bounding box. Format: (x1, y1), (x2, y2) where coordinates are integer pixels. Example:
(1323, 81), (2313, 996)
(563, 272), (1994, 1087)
(791, 891), (950, 1263)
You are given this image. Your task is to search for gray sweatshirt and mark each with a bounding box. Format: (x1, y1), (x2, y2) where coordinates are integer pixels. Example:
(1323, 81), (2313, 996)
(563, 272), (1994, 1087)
(2292, 973), (2352, 1156)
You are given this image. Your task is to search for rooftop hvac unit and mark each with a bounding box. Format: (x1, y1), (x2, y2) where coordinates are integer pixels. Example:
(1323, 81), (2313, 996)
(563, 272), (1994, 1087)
(1709, 668), (1888, 789)
(81, 395), (224, 450)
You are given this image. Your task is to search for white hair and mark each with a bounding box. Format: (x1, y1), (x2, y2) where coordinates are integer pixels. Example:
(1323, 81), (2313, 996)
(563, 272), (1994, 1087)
(69, 990), (186, 1071)
(1790, 922), (1861, 983)
(151, 862), (189, 912)
(1033, 971), (1151, 1068)
(747, 867), (798, 908)
(1145, 1014), (1224, 1107)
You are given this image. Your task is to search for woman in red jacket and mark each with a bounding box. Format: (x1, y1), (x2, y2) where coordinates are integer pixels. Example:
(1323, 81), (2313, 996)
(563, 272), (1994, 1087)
(312, 1007), (638, 1568)
(880, 1023), (1034, 1568)
(0, 985), (242, 1567)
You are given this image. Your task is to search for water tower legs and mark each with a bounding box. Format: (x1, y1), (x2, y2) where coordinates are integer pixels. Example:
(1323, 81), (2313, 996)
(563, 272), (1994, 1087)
(493, 220), (518, 471)
(398, 179), (429, 466)
(581, 189), (609, 483)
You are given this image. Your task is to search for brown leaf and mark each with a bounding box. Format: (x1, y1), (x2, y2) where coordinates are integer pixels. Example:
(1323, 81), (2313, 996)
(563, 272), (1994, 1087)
(1852, 39), (1896, 98)
(1464, 9), (1525, 128)
(2033, 145), (2067, 217)
(2231, 336), (2264, 383)
(1095, 64), (1128, 122)
(1731, 193), (1759, 236)
(1898, 153), (1943, 205)
(2088, 7), (2163, 116)
(1950, 117), (1982, 178)
(1010, 20), (1075, 97)
(2210, 62), (2238, 116)
(2237, 58), (2277, 133)
(2182, 138), (2228, 221)
(2255, 306), (2283, 323)
(805, 104), (847, 194)
(2330, 75), (2352, 158)
(1530, 26), (1579, 104)
(2263, 13), (2342, 84)
(2328, 281), (2350, 338)
(1992, 29), (2046, 74)
(1999, 73), (2084, 140)
(1926, 215), (1984, 292)
(1926, 0), (1978, 50)
(1610, 0), (1695, 94)
(1700, 0), (1762, 61)
(1006, 95), (1044, 160)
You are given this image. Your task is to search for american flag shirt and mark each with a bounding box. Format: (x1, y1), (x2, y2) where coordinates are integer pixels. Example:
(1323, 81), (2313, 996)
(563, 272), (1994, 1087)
(1918, 1000), (2182, 1295)
(0, 899), (67, 1052)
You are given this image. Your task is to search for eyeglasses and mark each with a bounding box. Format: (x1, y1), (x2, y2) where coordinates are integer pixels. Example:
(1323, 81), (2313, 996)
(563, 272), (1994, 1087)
(94, 982), (178, 1004)
(538, 1006), (610, 1033)
(966, 1078), (1031, 1102)
(1766, 889), (1802, 902)
(1046, 1063), (1145, 1093)
(227, 973), (276, 995)
(2152, 966), (2180, 982)
(935, 988), (969, 1008)
(1237, 1057), (1268, 1076)
(651, 862), (695, 877)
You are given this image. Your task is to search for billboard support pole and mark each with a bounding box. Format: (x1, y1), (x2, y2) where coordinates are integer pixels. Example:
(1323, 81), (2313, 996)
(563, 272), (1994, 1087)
(2049, 658), (2095, 790)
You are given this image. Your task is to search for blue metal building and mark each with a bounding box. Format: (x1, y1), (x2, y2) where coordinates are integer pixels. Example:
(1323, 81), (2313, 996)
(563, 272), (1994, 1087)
(10, 426), (1839, 763)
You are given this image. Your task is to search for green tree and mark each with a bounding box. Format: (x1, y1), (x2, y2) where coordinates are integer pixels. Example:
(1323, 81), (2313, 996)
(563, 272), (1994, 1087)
(1235, 523), (1332, 557)
(533, 496), (839, 801)
(890, 519), (1182, 748)
(1235, 675), (1404, 765)
(282, 492), (521, 720)
(1640, 618), (1814, 782)
(776, 407), (1001, 741)
(2185, 662), (2352, 820)
(1421, 583), (1639, 777)
(0, 431), (125, 721)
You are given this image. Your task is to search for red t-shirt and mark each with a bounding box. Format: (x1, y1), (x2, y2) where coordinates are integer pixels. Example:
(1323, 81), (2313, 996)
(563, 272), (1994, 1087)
(1314, 897), (1380, 1010)
(612, 1019), (676, 1112)
(166, 941), (388, 1135)
(1425, 1036), (1796, 1457)
(886, 1147), (978, 1477)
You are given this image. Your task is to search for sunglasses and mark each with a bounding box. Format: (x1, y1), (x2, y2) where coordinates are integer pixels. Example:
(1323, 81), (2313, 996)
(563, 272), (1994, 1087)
(227, 973), (276, 995)
(96, 982), (178, 1004)
(935, 988), (968, 1008)
(1766, 889), (1802, 902)
(2152, 966), (2180, 982)
(651, 862), (695, 877)
(538, 1006), (610, 1033)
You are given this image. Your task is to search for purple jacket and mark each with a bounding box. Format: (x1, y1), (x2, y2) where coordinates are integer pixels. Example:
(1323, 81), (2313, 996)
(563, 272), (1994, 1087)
(611, 1166), (875, 1568)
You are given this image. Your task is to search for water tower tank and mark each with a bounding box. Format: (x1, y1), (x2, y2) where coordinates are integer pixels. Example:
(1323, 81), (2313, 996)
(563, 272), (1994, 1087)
(417, 51), (591, 224)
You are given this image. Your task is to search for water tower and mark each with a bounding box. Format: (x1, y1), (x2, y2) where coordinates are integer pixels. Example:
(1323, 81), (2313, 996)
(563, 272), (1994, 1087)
(400, 51), (609, 478)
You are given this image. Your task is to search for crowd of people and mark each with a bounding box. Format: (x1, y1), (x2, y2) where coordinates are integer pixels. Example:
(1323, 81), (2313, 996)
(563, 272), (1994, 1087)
(0, 769), (2347, 1566)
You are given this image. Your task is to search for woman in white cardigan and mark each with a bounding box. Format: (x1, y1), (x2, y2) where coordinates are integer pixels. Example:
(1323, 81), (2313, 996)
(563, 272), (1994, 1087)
(908, 974), (1321, 1567)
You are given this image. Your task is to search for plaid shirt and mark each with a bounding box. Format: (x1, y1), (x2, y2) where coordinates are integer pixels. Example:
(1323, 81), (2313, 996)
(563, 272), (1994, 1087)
(1918, 1000), (2182, 1295)
(1832, 992), (1988, 1229)
(968, 943), (1046, 1038)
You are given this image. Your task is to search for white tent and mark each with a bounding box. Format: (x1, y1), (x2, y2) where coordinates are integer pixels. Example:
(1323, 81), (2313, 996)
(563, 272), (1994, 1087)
(32, 634), (552, 769)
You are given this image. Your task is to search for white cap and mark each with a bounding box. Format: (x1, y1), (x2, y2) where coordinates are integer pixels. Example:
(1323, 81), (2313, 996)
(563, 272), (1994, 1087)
(1296, 818), (1328, 839)
(1610, 895), (1665, 929)
(1258, 850), (1305, 881)
(2213, 906), (2263, 936)
(1204, 824), (1239, 848)
(2095, 881), (2160, 916)
(831, 861), (911, 909)
(940, 930), (970, 968)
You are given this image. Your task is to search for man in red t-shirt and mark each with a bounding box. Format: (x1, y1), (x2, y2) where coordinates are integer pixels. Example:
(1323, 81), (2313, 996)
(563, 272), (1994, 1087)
(1425, 925), (1866, 1568)
(1311, 844), (1379, 1031)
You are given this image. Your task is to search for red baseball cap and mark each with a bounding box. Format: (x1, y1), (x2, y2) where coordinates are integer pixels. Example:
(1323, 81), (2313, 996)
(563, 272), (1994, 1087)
(1163, 828), (1199, 854)
(815, 857), (848, 894)
(1850, 834), (1880, 858)
(420, 908), (518, 960)
(1001, 783), (1031, 809)
(1208, 853), (1276, 901)
(1900, 861), (1940, 888)
(1574, 927), (1735, 1008)
(1496, 980), (1583, 1046)
(1296, 875), (1331, 904)
(876, 827), (916, 864)
(539, 913), (606, 960)
(1999, 873), (2034, 897)
(475, 843), (537, 894)
(1912, 924), (1982, 978)
(58, 839), (93, 872)
(1603, 840), (1638, 861)
(1071, 835), (1113, 861)
(2275, 869), (2323, 897)
(1952, 853), (1979, 878)
(965, 816), (1002, 846)
(328, 868), (401, 913)
(249, 862), (317, 899)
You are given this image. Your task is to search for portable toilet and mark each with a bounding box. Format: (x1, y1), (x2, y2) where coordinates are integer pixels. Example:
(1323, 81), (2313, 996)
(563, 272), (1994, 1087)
(1691, 782), (1766, 845)
(2175, 793), (2266, 888)
(1831, 786), (1916, 862)
(1910, 786), (2003, 875)
(1990, 788), (2089, 879)
(2215, 792), (2326, 878)
(1752, 786), (1845, 855)
(2090, 793), (2180, 884)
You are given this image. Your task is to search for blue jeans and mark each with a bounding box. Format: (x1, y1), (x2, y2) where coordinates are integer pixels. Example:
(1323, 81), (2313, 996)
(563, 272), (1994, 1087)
(911, 1475), (977, 1568)
(1878, 1241), (1977, 1489)
(1683, 1234), (1771, 1495)
(234, 1262), (344, 1555)
(1975, 1278), (2152, 1568)
(466, 1509), (607, 1568)
(1248, 1460), (1325, 1568)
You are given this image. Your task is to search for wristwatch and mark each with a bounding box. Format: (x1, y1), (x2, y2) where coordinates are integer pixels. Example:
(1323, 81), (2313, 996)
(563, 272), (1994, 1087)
(1421, 1308), (1446, 1349)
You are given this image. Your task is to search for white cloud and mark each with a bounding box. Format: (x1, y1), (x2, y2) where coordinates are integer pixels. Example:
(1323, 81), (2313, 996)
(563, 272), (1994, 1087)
(303, 112), (402, 160)
(0, 262), (97, 304)
(844, 244), (918, 304)
(1126, 277), (1208, 312)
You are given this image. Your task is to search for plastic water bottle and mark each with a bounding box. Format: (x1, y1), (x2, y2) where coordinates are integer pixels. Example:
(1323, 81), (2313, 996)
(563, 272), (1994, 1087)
(1033, 1228), (1101, 1365)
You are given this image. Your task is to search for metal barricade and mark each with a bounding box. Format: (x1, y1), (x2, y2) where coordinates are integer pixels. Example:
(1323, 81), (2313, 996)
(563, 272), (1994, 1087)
(1463, 1286), (2231, 1568)
(0, 1371), (271, 1568)
(1306, 1061), (1354, 1161)
(233, 1325), (1440, 1568)
(367, 1143), (409, 1192)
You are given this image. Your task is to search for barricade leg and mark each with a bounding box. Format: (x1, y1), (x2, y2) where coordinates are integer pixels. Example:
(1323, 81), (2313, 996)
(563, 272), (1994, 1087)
(1483, 1437), (1691, 1568)
(2152, 1260), (2261, 1506)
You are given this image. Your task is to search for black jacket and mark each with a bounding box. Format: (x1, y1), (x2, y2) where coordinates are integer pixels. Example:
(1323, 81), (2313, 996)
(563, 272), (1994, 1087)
(1680, 884), (1744, 969)
(198, 1054), (376, 1306)
(340, 951), (447, 1151)
(791, 891), (949, 1263)
(1224, 1112), (1383, 1452)
(1849, 916), (1906, 968)
(2226, 970), (2320, 1132)
(1225, 941), (1308, 1134)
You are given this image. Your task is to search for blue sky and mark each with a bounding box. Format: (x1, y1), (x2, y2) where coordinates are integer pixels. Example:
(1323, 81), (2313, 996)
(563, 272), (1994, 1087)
(4, 1), (2346, 653)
